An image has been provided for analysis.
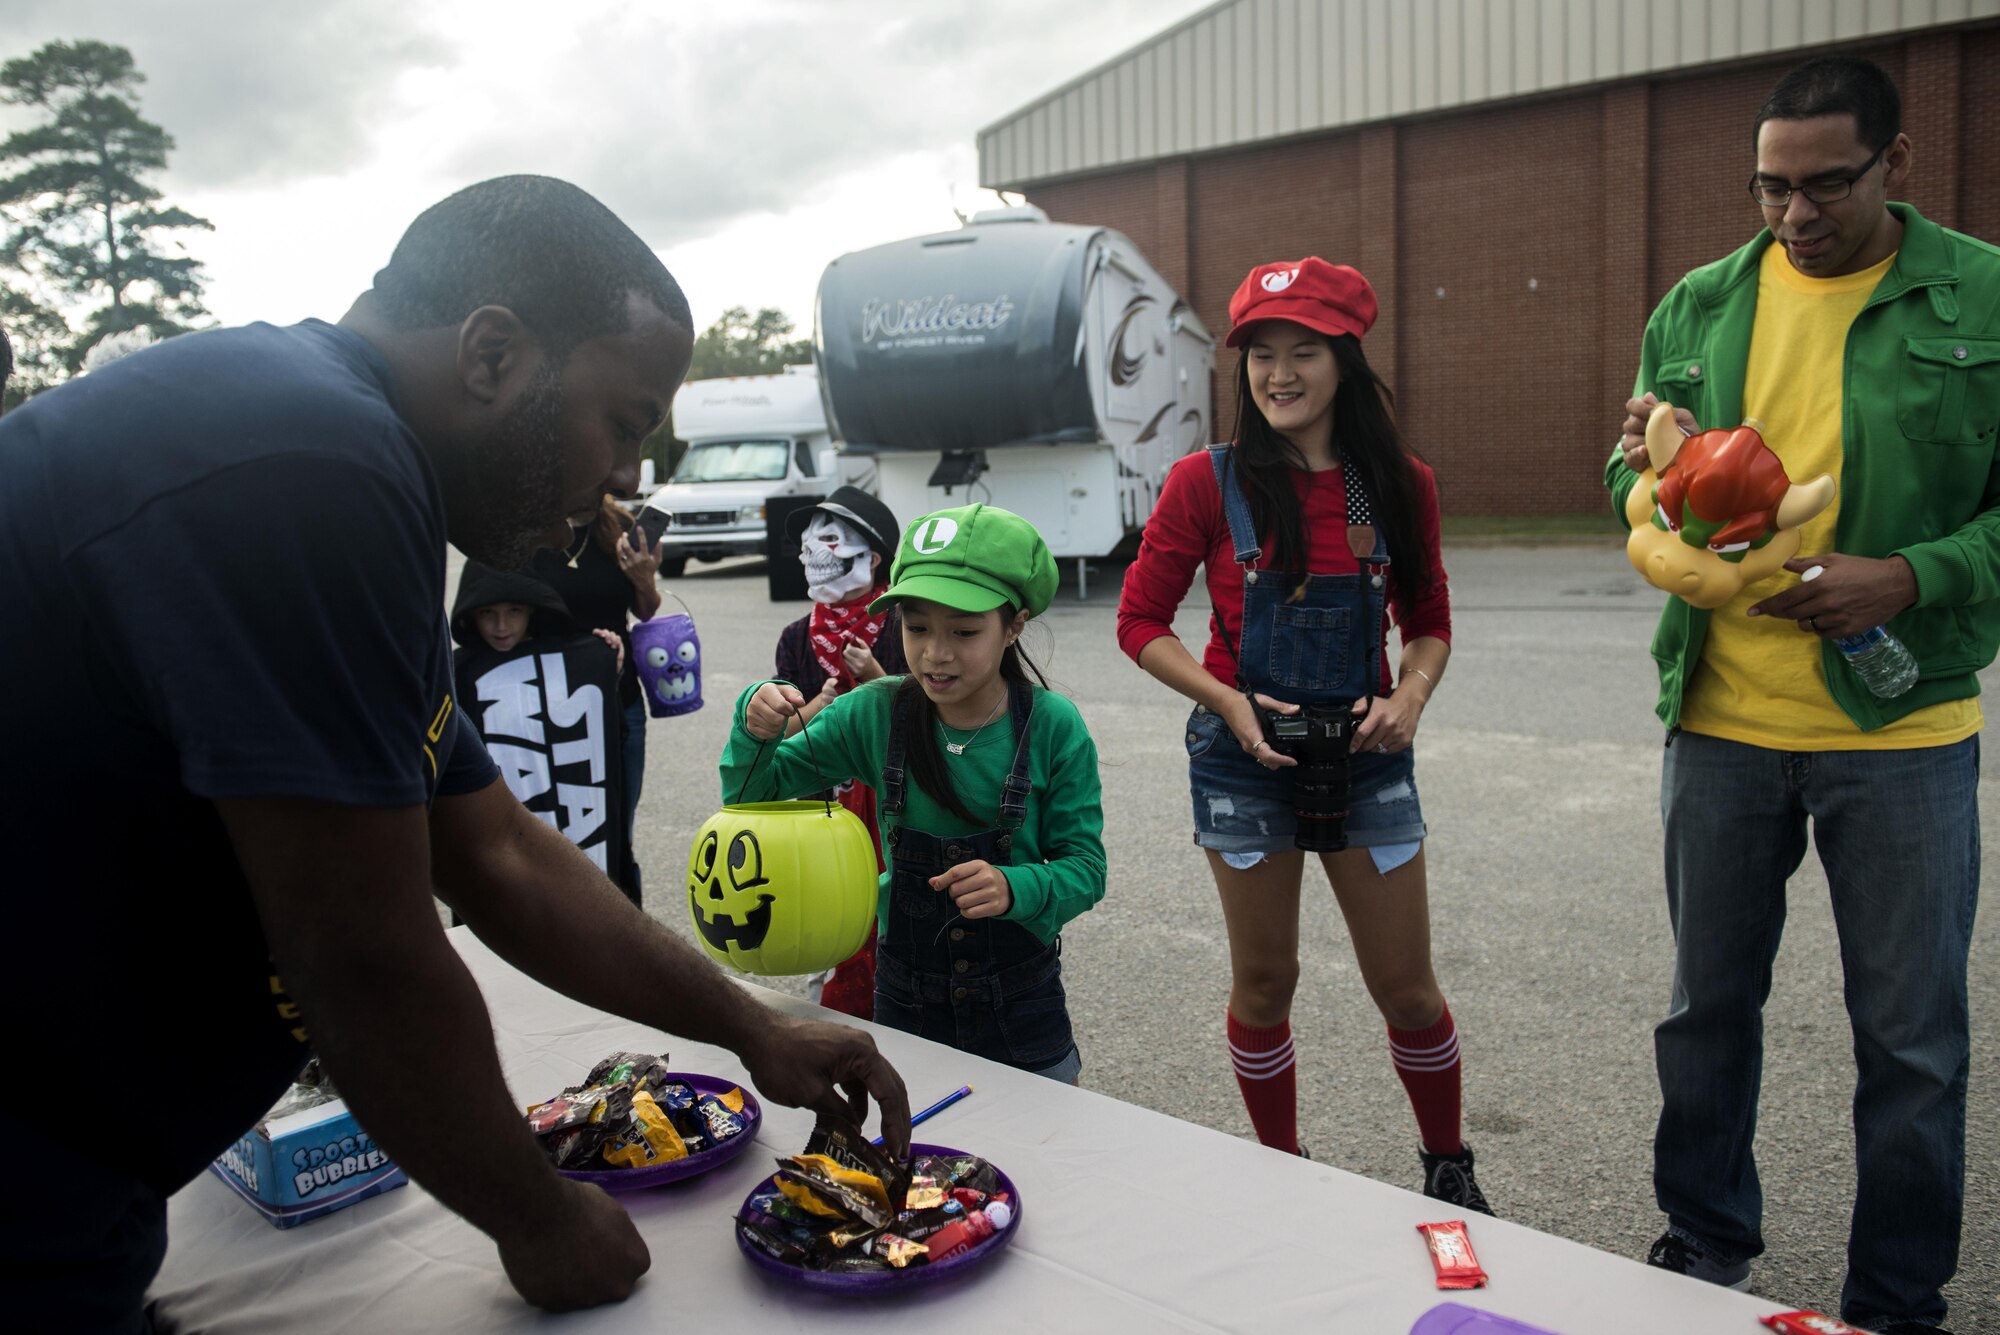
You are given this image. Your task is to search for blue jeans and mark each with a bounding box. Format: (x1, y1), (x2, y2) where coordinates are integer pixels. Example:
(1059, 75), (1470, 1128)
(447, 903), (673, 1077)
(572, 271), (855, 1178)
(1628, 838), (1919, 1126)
(1656, 731), (1978, 1328)
(621, 695), (647, 827)
(1184, 703), (1428, 852)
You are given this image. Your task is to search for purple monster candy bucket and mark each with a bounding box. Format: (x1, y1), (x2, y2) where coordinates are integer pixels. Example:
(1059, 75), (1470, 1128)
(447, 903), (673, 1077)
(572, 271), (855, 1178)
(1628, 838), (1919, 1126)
(633, 613), (702, 717)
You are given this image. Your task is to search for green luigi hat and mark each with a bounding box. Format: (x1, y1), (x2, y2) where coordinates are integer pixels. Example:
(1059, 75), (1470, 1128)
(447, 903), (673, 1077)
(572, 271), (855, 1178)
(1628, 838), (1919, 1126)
(870, 504), (1058, 618)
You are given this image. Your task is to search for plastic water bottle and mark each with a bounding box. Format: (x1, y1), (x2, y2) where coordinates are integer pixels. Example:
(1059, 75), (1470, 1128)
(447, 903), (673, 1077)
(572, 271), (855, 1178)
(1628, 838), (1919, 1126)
(1833, 626), (1919, 697)
(1801, 565), (1917, 698)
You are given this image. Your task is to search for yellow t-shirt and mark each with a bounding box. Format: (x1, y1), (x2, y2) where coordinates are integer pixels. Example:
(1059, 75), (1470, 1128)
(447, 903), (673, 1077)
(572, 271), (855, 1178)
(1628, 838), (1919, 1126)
(1679, 245), (1981, 750)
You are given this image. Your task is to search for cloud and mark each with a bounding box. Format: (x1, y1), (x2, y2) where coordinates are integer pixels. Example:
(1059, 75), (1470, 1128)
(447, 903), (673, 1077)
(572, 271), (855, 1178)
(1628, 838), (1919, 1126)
(0, 0), (1211, 327)
(0, 0), (448, 188)
(426, 0), (1195, 249)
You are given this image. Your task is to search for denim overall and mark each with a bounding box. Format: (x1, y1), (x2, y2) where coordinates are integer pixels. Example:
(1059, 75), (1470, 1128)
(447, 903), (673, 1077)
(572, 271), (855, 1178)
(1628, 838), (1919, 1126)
(872, 677), (1078, 1077)
(1183, 448), (1428, 856)
(1207, 445), (1388, 704)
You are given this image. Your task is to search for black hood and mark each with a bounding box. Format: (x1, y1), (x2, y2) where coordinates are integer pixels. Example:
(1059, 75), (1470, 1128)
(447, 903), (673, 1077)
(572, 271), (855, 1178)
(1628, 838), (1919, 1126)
(450, 561), (576, 647)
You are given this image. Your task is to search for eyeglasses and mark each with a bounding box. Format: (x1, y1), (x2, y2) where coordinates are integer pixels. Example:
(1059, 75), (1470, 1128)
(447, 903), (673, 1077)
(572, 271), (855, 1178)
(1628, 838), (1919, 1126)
(1748, 143), (1886, 207)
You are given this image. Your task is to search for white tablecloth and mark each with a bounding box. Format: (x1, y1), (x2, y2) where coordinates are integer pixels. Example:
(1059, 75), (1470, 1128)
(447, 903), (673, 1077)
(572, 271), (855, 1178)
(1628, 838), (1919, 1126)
(152, 929), (1782, 1333)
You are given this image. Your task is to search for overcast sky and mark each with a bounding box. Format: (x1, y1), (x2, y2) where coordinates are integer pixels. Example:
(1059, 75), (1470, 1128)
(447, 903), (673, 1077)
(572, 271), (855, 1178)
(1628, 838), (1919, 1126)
(1, 0), (1212, 337)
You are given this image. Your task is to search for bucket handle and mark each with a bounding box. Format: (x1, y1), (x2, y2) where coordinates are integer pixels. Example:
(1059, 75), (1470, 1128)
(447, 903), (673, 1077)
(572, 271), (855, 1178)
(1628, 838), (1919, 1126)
(731, 683), (836, 818)
(646, 588), (696, 623)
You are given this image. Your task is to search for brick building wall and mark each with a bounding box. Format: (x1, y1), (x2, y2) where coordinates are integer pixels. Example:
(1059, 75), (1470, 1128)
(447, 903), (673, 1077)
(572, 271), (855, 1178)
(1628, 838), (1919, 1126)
(1025, 25), (1999, 516)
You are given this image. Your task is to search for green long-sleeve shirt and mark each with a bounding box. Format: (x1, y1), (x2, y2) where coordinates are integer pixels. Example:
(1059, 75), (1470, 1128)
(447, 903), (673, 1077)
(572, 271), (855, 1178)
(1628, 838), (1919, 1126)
(718, 678), (1106, 943)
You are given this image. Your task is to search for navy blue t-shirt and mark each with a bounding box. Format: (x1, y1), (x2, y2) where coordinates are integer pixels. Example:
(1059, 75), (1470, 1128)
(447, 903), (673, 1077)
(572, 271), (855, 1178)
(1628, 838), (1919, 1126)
(0, 320), (498, 1195)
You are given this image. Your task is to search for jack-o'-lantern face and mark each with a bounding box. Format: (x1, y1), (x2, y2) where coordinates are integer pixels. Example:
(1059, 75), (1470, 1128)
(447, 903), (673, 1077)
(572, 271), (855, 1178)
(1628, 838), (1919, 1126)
(688, 828), (775, 953)
(683, 802), (880, 975)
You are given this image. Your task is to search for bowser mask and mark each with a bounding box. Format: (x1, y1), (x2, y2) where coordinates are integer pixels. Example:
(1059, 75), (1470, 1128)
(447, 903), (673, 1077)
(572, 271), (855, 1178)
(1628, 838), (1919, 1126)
(801, 513), (875, 606)
(1625, 401), (1835, 609)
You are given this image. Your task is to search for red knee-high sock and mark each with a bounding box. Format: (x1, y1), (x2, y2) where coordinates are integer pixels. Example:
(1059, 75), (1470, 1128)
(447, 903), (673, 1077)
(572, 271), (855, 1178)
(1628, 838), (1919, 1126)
(1227, 1011), (1298, 1153)
(1389, 1004), (1462, 1156)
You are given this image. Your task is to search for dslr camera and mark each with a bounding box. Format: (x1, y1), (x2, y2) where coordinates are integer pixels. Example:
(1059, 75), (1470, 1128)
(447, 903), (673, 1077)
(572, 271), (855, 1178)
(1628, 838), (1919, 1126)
(1258, 701), (1355, 852)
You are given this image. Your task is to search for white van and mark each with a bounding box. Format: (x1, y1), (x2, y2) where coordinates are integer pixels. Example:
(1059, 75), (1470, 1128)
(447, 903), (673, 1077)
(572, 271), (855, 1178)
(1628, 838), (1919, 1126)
(642, 365), (870, 577)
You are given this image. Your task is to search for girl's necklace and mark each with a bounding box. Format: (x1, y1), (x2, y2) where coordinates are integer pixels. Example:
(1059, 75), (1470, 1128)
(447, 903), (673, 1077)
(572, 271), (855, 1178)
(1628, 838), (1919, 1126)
(564, 525), (590, 569)
(939, 692), (1007, 756)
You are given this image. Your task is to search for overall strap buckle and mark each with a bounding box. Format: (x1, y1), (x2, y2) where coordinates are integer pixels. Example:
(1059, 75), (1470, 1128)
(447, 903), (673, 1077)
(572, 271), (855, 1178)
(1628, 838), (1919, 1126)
(998, 677), (1036, 832)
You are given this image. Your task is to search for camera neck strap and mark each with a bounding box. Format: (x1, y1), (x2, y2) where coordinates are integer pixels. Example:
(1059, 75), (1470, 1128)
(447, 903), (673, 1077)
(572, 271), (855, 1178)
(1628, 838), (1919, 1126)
(1203, 445), (1388, 692)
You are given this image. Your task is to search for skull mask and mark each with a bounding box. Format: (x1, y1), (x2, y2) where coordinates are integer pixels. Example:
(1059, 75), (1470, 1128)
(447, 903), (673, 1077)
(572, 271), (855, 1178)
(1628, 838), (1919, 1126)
(801, 513), (876, 606)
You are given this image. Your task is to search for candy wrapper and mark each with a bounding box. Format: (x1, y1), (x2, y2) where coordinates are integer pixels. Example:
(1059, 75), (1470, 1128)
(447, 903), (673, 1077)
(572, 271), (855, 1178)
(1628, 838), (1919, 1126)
(599, 1091), (690, 1169)
(777, 1154), (897, 1229)
(526, 1085), (634, 1168)
(1760, 1315), (1867, 1335)
(581, 1051), (673, 1092)
(734, 1117), (1012, 1275)
(257, 1058), (342, 1128)
(697, 1090), (749, 1143)
(525, 1052), (749, 1171)
(1418, 1220), (1489, 1290)
(805, 1116), (913, 1210)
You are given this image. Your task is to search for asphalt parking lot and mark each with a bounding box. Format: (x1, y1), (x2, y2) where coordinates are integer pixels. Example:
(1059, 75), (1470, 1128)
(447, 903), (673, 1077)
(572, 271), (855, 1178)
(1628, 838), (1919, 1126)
(498, 541), (1998, 1330)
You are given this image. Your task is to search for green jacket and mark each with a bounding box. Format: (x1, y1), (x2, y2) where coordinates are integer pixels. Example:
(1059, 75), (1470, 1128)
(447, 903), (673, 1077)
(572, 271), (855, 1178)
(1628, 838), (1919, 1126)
(1605, 203), (2000, 732)
(719, 678), (1107, 942)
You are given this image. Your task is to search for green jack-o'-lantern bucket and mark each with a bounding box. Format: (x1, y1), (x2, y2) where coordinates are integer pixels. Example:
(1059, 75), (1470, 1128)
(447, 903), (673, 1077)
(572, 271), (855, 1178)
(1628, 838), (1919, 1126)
(685, 801), (878, 975)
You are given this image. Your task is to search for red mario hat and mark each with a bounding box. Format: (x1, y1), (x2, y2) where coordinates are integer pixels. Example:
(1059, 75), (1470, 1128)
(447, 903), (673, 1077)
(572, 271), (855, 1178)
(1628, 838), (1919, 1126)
(1224, 257), (1378, 347)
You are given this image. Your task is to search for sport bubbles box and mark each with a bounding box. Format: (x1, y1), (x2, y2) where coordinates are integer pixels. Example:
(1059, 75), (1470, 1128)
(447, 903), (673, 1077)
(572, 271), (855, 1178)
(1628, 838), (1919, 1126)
(209, 1097), (407, 1228)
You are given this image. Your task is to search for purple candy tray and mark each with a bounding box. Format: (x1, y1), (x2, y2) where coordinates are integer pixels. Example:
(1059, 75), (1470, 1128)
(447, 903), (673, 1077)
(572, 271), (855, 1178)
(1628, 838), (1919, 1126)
(1410, 1302), (1566, 1335)
(555, 1072), (762, 1192)
(735, 1143), (1021, 1295)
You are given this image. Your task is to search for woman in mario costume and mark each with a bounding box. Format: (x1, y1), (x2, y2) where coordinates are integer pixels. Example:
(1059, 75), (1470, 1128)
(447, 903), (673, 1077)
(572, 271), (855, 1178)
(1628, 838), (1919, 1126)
(1117, 257), (1488, 1211)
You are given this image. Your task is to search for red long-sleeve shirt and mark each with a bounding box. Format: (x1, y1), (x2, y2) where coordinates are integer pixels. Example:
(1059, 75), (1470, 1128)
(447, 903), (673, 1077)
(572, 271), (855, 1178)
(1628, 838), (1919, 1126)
(1117, 450), (1452, 688)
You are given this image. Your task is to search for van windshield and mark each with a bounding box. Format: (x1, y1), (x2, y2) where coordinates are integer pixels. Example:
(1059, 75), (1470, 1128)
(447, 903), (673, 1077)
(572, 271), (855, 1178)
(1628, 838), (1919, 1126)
(672, 439), (791, 483)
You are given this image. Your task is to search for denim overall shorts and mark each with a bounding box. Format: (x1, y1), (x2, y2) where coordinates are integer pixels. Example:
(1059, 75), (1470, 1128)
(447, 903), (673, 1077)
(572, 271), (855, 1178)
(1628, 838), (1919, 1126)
(873, 677), (1081, 1081)
(1186, 445), (1428, 855)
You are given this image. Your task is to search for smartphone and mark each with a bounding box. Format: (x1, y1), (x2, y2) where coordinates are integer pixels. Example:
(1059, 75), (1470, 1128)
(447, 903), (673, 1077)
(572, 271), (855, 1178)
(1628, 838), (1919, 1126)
(636, 504), (671, 551)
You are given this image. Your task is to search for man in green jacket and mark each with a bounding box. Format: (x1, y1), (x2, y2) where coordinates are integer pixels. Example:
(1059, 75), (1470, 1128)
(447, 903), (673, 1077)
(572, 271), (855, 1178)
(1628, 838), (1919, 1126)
(1604, 57), (1998, 1334)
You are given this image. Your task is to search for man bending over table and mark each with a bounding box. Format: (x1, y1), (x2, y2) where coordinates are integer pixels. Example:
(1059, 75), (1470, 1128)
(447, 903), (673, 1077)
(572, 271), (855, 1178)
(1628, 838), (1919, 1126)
(0, 175), (910, 1333)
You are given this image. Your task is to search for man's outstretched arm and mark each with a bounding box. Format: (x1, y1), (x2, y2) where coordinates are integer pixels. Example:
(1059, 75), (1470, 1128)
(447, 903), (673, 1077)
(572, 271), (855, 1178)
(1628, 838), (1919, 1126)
(218, 796), (650, 1312)
(428, 777), (912, 1155)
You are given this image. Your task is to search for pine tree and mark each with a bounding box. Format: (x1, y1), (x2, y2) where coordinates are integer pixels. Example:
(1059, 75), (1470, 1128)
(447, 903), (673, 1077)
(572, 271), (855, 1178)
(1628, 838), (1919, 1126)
(0, 39), (211, 391)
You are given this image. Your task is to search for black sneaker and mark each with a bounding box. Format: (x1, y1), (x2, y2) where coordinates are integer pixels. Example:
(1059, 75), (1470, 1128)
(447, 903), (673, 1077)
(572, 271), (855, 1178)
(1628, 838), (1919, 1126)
(1877, 1324), (1952, 1334)
(1419, 1144), (1494, 1216)
(1644, 1229), (1750, 1290)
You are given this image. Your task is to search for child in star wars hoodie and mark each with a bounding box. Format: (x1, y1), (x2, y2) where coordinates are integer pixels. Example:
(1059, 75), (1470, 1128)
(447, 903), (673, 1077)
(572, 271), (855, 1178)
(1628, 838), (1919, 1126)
(450, 561), (634, 903)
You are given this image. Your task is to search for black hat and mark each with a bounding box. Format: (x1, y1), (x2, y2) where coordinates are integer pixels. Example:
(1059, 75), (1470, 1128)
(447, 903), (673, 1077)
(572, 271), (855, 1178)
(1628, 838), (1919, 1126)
(787, 485), (899, 562)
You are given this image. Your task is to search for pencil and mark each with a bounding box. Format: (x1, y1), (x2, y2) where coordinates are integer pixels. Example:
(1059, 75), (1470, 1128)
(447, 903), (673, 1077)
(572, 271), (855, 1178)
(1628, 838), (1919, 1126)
(874, 1084), (974, 1146)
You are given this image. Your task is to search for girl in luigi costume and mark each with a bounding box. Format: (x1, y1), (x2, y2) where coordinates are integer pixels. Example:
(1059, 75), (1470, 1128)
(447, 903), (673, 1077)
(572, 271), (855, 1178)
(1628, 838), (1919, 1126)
(723, 504), (1106, 1081)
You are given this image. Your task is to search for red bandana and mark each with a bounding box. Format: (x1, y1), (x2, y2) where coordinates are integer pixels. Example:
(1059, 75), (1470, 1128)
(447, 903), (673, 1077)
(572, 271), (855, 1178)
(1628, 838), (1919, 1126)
(807, 585), (888, 688)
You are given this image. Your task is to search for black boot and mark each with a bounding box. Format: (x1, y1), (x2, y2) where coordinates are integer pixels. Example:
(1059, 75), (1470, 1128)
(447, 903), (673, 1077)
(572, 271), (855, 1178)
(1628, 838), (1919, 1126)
(1419, 1144), (1494, 1216)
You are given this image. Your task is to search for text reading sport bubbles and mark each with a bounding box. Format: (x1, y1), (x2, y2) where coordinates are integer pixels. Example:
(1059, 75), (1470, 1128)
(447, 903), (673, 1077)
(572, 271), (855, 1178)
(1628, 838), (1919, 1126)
(291, 1133), (390, 1198)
